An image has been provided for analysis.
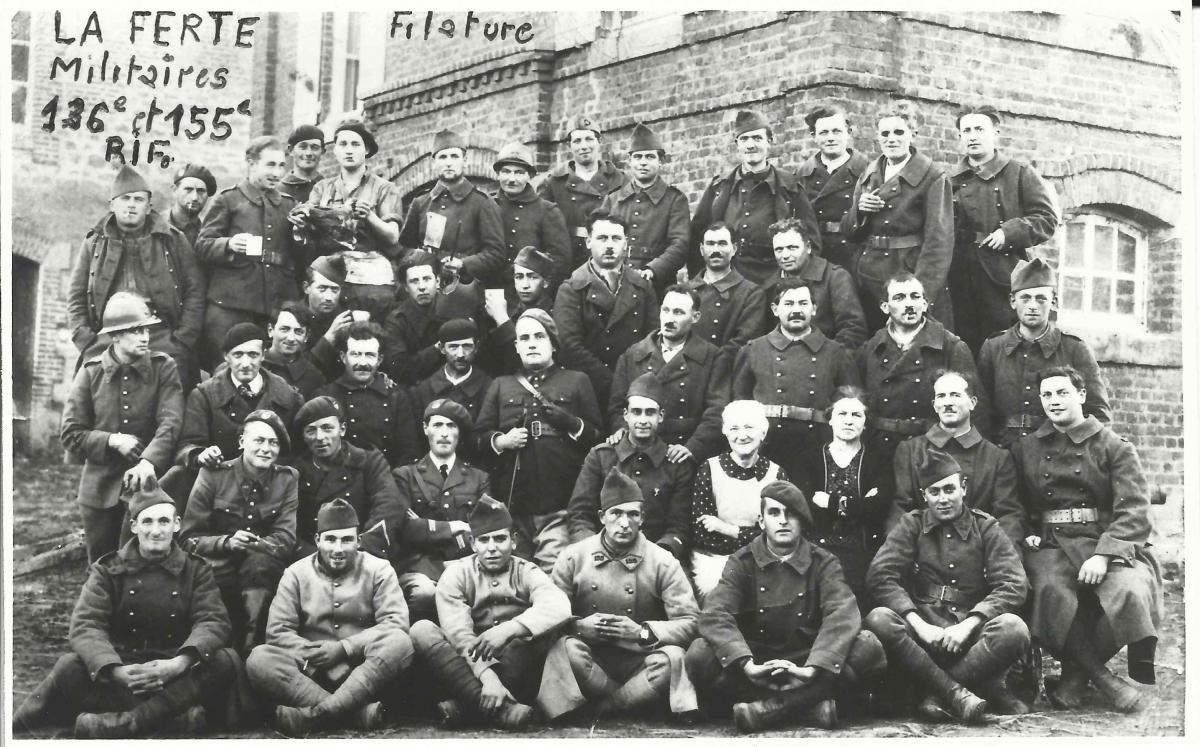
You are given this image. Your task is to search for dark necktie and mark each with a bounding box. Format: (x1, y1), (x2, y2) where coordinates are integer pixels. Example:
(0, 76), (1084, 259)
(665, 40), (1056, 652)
(237, 384), (254, 401)
(439, 464), (449, 481)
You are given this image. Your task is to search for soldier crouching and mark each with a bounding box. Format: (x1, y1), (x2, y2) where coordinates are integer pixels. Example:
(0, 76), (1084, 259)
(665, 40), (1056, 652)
(13, 488), (239, 738)
(685, 480), (886, 733)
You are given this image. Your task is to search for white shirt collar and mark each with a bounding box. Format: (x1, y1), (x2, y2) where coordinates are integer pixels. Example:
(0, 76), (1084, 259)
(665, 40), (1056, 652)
(231, 371), (264, 394)
(429, 453), (456, 474)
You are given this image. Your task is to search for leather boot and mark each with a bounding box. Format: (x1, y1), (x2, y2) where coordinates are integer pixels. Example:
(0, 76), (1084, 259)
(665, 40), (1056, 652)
(1093, 672), (1143, 713)
(436, 699), (469, 728)
(595, 670), (661, 715)
(915, 694), (953, 723)
(74, 711), (138, 739)
(276, 655), (394, 735)
(417, 630), (484, 707)
(352, 702), (387, 729)
(978, 676), (1031, 715)
(493, 701), (535, 730)
(945, 633), (1029, 716)
(732, 677), (838, 734)
(1047, 664), (1090, 710)
(75, 669), (207, 738)
(12, 675), (60, 734)
(883, 633), (985, 724)
(241, 589), (272, 655)
(797, 699), (838, 729)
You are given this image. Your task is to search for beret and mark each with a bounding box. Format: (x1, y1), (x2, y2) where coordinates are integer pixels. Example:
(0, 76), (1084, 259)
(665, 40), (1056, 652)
(732, 110), (771, 138)
(288, 124), (325, 147)
(127, 485), (175, 521)
(317, 498), (359, 533)
(517, 308), (558, 348)
(243, 409), (291, 455)
(295, 395), (343, 433)
(438, 318), (479, 344)
(172, 163), (217, 195)
(469, 495), (513, 538)
(760, 480), (812, 527)
(221, 323), (267, 353)
(600, 467), (643, 512)
(423, 398), (472, 435)
(334, 119), (378, 158)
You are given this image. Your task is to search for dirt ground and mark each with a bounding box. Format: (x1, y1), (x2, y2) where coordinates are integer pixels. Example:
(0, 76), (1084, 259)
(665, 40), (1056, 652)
(9, 455), (1186, 738)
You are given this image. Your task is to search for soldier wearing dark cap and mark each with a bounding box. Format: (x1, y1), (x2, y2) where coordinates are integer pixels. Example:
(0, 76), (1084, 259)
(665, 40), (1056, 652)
(609, 284), (731, 463)
(264, 300), (327, 399)
(69, 165), (205, 392)
(299, 254), (352, 379)
(163, 323), (303, 513)
(759, 217), (868, 349)
(689, 110), (822, 285)
(797, 105), (871, 270)
(541, 468), (700, 721)
(318, 320), (420, 466)
(297, 119), (404, 319)
(687, 222), (768, 358)
(410, 319), (494, 457)
(281, 124), (326, 202)
(197, 135), (303, 369)
(475, 309), (603, 571)
(554, 208), (660, 405)
(479, 245), (557, 376)
(949, 106), (1060, 354)
(390, 399), (492, 616)
(685, 481), (886, 733)
(537, 115), (629, 268)
(246, 498), (414, 736)
(181, 410), (299, 654)
(568, 373), (696, 558)
(169, 163), (217, 248)
(978, 259), (1111, 448)
(62, 293), (185, 562)
(409, 497), (572, 730)
(733, 276), (860, 478)
(865, 449), (1030, 721)
(400, 128), (508, 288)
(493, 142), (572, 292)
(599, 122), (692, 295)
(1010, 366), (1160, 713)
(13, 488), (238, 738)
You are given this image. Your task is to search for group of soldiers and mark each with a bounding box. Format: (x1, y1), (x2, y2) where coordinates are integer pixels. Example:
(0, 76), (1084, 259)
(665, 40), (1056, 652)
(12, 102), (1162, 737)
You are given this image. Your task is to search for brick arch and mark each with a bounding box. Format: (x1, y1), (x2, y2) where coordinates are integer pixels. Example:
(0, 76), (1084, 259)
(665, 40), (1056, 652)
(11, 219), (58, 264)
(386, 144), (503, 203)
(1037, 154), (1179, 228)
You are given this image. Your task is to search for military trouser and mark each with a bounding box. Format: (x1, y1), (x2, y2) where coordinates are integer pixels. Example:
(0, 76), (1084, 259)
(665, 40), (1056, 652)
(212, 553), (289, 654)
(511, 510), (570, 574)
(13, 649), (238, 735)
(79, 503), (132, 563)
(245, 632), (414, 710)
(949, 251), (1019, 356)
(410, 619), (553, 708)
(684, 630), (886, 707)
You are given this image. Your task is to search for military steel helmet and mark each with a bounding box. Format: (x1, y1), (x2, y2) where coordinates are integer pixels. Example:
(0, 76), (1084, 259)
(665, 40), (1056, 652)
(99, 292), (162, 336)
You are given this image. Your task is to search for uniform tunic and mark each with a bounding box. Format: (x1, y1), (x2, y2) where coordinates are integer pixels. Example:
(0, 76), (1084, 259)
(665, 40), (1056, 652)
(175, 369), (304, 469)
(553, 263), (659, 405)
(494, 184), (572, 291)
(608, 331), (731, 460)
(732, 328), (859, 474)
(891, 425), (1024, 544)
(690, 164), (822, 285)
(978, 323), (1112, 448)
(599, 176), (691, 286)
(390, 455), (492, 579)
(949, 153), (1059, 352)
(796, 149), (871, 269)
(475, 366), (602, 516)
(381, 296), (446, 386)
(842, 149), (955, 329)
(566, 435), (695, 555)
(686, 268), (767, 359)
(856, 320), (984, 464)
(308, 172), (404, 258)
(537, 159), (628, 268)
(262, 349), (326, 401)
(319, 371), (420, 467)
(1010, 417), (1162, 663)
(400, 177), (508, 287)
(62, 349), (184, 510)
(758, 253), (868, 349)
(410, 367), (492, 433)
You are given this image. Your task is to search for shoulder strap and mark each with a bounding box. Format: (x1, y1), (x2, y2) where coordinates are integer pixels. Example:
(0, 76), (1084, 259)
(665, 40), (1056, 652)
(514, 374), (553, 407)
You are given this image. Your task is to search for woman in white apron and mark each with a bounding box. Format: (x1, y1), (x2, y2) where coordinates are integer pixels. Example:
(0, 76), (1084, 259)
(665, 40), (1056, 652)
(689, 400), (787, 598)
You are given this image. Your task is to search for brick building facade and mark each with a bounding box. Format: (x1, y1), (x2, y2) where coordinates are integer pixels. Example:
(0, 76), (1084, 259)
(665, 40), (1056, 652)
(9, 10), (1185, 558)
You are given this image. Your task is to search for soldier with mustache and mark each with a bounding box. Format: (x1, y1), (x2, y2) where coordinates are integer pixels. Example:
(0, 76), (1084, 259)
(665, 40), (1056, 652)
(686, 222), (768, 358)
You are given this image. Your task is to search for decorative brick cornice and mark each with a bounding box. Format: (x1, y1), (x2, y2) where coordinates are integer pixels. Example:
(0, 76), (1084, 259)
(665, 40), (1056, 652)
(364, 49), (556, 126)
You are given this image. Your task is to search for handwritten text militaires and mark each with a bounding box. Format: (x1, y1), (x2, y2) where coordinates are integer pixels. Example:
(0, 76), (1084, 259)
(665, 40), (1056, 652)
(389, 12), (536, 43)
(45, 11), (258, 169)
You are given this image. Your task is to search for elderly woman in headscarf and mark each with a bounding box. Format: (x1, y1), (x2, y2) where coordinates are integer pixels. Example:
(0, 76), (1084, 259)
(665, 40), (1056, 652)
(689, 400), (788, 598)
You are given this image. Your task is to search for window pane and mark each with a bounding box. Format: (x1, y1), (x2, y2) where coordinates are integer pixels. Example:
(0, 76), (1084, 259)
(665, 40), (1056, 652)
(12, 11), (30, 40)
(1117, 231), (1137, 274)
(1116, 280), (1136, 315)
(12, 43), (28, 81)
(1091, 277), (1112, 312)
(11, 85), (25, 124)
(1093, 224), (1114, 270)
(1061, 275), (1084, 311)
(1064, 222), (1086, 267)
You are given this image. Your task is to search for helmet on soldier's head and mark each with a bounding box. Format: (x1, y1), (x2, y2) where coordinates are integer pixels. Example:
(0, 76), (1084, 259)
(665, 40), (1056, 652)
(99, 292), (162, 336)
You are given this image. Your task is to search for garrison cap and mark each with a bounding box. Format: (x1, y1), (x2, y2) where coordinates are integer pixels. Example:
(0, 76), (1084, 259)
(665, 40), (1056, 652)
(111, 165), (152, 199)
(128, 485), (175, 521)
(1010, 257), (1056, 293)
(513, 246), (555, 279)
(917, 448), (962, 491)
(469, 495), (513, 538)
(600, 467), (643, 512)
(317, 498), (359, 533)
(626, 372), (666, 407)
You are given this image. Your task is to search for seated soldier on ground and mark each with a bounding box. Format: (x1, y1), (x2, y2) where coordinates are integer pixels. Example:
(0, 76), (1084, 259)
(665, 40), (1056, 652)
(14, 488), (238, 738)
(391, 399), (491, 619)
(685, 481), (886, 734)
(539, 468), (700, 722)
(246, 499), (415, 736)
(864, 449), (1030, 723)
(181, 410), (298, 655)
(410, 496), (572, 730)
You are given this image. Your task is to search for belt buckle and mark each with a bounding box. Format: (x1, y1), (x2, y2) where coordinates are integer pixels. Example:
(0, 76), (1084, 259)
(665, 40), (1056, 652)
(530, 421), (543, 438)
(1071, 508), (1088, 523)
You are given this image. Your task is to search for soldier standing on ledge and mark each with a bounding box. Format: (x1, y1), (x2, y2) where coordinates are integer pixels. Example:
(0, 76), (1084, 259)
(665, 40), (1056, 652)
(796, 105), (870, 270)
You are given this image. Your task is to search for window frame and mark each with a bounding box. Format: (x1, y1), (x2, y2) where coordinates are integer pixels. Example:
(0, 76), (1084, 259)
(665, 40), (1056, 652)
(1054, 211), (1148, 332)
(12, 10), (31, 126)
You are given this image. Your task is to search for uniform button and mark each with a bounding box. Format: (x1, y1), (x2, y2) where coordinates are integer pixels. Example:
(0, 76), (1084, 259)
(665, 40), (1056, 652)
(948, 563), (955, 568)
(129, 589), (136, 594)
(592, 584), (599, 590)
(334, 602), (341, 608)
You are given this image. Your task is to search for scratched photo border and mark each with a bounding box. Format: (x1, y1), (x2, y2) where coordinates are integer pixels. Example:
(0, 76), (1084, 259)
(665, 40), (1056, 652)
(1, 0), (1195, 742)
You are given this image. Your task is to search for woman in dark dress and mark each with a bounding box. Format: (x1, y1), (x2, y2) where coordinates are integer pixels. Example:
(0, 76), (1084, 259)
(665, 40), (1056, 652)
(795, 386), (895, 612)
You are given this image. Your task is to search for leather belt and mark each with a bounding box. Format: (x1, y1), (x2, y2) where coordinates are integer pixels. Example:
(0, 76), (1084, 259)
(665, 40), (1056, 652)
(865, 234), (922, 250)
(1042, 507), (1099, 524)
(821, 221), (842, 234)
(916, 579), (969, 605)
(1004, 414), (1045, 430)
(527, 420), (564, 439)
(763, 404), (829, 423)
(870, 416), (929, 435)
